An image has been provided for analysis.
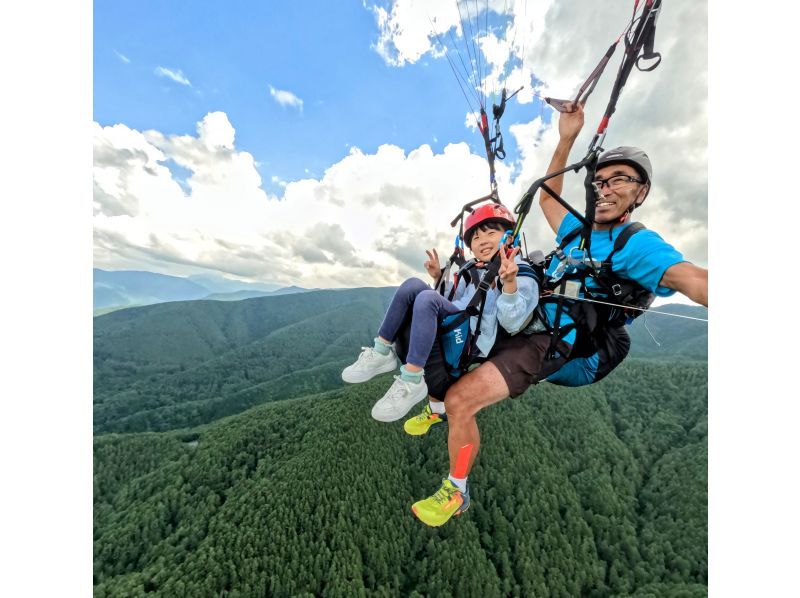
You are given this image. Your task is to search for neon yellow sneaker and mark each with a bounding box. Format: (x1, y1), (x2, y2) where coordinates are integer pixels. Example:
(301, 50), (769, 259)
(403, 403), (447, 436)
(411, 479), (470, 527)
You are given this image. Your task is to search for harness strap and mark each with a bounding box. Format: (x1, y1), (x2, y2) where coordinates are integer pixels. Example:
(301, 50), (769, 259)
(558, 225), (583, 251)
(445, 258), (478, 301)
(467, 254), (502, 341)
(601, 222), (646, 270)
(538, 220), (654, 358)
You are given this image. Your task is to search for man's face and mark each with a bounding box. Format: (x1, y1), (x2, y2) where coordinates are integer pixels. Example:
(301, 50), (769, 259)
(469, 226), (504, 262)
(592, 163), (649, 224)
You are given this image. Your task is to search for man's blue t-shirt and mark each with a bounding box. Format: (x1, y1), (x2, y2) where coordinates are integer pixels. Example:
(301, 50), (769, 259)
(543, 213), (685, 345)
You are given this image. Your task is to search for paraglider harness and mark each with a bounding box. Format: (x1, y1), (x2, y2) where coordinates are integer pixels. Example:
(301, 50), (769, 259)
(434, 193), (542, 379)
(428, 0), (663, 379)
(510, 0), (663, 371)
(528, 221), (655, 367)
(430, 84), (525, 379)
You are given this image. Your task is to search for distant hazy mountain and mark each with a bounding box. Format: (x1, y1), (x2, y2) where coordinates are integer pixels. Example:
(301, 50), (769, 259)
(187, 273), (281, 294)
(94, 268), (291, 311)
(203, 286), (311, 301)
(93, 269), (210, 309)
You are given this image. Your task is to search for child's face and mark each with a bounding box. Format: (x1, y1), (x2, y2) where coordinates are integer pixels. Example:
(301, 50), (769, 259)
(469, 226), (505, 262)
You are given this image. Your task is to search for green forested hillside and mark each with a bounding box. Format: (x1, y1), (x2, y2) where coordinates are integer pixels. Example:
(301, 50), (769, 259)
(627, 304), (708, 360)
(94, 287), (706, 435)
(94, 360), (707, 597)
(93, 288), (396, 433)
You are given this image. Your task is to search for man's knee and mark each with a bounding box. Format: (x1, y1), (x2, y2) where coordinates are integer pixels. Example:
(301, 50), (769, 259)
(445, 363), (510, 419)
(446, 379), (490, 419)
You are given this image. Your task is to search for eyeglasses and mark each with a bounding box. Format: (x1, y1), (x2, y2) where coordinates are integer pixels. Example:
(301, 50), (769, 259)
(592, 175), (643, 190)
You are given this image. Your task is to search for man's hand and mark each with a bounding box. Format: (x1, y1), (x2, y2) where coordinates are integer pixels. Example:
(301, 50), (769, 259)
(558, 101), (585, 143)
(499, 246), (520, 293)
(424, 249), (441, 280)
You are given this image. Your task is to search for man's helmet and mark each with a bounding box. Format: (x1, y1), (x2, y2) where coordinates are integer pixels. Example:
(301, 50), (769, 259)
(597, 146), (652, 184)
(463, 203), (515, 245)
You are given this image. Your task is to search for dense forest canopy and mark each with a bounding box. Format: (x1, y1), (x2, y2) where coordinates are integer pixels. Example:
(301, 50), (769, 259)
(93, 288), (707, 595)
(94, 360), (707, 596)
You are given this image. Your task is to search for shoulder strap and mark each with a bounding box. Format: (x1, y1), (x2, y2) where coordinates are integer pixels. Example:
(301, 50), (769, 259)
(446, 259), (479, 301)
(463, 254), (503, 340)
(558, 225), (583, 250)
(515, 262), (539, 281)
(613, 221), (646, 252)
(602, 222), (646, 271)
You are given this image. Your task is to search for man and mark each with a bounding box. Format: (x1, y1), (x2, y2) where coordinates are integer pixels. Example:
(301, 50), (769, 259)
(409, 104), (708, 527)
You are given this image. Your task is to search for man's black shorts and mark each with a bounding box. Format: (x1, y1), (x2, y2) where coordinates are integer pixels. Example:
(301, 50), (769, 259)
(485, 328), (571, 397)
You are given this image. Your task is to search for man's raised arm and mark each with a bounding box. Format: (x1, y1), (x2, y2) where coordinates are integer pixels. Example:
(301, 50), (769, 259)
(540, 104), (586, 235)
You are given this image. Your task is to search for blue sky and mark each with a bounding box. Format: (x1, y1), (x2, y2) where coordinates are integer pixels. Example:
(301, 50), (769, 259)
(92, 0), (708, 290)
(94, 0), (538, 194)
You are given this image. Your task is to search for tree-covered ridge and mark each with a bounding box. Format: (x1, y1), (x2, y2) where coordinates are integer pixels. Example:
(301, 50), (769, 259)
(626, 304), (708, 361)
(93, 288), (396, 434)
(94, 286), (706, 435)
(94, 360), (707, 597)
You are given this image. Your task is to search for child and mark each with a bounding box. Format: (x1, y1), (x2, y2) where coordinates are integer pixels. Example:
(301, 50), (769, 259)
(341, 203), (540, 424)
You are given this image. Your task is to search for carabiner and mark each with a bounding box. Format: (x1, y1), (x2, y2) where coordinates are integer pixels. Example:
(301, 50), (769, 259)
(567, 246), (587, 266)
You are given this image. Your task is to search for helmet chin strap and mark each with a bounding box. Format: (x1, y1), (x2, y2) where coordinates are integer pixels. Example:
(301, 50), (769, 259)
(616, 185), (648, 223)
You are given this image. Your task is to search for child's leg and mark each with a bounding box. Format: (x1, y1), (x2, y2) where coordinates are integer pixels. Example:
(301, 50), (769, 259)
(376, 278), (431, 344)
(406, 290), (462, 368)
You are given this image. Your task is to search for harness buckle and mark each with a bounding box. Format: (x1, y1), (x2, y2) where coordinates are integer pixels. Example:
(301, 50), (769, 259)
(611, 283), (623, 296)
(567, 247), (586, 267)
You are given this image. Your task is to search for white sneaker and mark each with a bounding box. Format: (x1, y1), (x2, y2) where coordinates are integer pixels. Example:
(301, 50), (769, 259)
(341, 346), (399, 383)
(371, 375), (429, 422)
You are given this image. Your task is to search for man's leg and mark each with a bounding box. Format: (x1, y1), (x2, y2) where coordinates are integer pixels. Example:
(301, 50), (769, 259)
(444, 362), (510, 477)
(411, 332), (555, 526)
(410, 361), (510, 527)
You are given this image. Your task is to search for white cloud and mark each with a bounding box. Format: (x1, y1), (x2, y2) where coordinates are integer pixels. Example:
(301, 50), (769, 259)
(114, 50), (130, 64)
(370, 0), (460, 66)
(94, 1), (707, 289)
(269, 85), (304, 110)
(94, 111), (526, 287)
(368, 0), (707, 264)
(154, 66), (191, 86)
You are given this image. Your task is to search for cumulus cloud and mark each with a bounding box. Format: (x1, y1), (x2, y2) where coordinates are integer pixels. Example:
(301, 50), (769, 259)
(94, 1), (707, 291)
(269, 85), (304, 110)
(368, 0), (707, 264)
(155, 66), (191, 86)
(94, 105), (705, 294)
(94, 112), (514, 287)
(370, 0), (459, 66)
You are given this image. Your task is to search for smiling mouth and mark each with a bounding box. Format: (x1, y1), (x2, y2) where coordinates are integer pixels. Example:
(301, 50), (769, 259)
(596, 201), (615, 208)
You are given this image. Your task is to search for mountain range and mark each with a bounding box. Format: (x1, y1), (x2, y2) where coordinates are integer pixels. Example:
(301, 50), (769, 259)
(93, 269), (309, 313)
(93, 286), (708, 595)
(94, 287), (706, 434)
